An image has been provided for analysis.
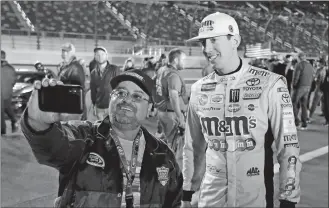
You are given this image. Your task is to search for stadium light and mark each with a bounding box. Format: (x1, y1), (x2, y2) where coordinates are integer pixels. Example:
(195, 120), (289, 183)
(295, 9), (305, 16)
(283, 7), (292, 14)
(246, 2), (255, 9)
(317, 12), (325, 19)
(259, 3), (269, 13)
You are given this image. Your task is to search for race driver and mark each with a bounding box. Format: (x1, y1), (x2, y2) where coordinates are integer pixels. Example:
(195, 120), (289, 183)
(181, 12), (301, 208)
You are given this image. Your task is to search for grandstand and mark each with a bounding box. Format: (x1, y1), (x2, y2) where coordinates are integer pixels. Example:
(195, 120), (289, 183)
(1, 1), (328, 57)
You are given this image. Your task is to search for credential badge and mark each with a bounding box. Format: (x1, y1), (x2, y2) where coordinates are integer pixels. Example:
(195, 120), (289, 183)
(156, 166), (169, 186)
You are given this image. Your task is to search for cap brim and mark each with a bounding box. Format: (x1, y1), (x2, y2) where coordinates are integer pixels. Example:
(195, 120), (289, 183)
(186, 32), (238, 42)
(94, 47), (107, 53)
(110, 75), (150, 98)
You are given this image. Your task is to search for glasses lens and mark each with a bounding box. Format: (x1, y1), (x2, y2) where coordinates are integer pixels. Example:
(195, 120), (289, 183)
(131, 93), (143, 102)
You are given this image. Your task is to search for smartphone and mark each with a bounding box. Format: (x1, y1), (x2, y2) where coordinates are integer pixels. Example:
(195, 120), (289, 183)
(38, 85), (84, 114)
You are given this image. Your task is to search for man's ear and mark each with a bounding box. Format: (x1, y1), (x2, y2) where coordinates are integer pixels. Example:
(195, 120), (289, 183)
(232, 34), (241, 49)
(147, 103), (153, 117)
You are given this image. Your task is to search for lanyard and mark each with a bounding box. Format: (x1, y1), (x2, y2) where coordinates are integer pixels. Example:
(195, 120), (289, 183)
(108, 128), (142, 208)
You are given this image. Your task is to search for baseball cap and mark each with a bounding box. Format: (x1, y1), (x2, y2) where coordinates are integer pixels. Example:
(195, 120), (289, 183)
(61, 43), (75, 52)
(186, 12), (239, 42)
(94, 46), (108, 54)
(110, 69), (155, 102)
(34, 61), (42, 68)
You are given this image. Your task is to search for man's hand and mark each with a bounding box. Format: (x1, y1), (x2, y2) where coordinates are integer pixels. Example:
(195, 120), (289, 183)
(178, 113), (186, 128)
(181, 201), (192, 208)
(27, 78), (64, 131)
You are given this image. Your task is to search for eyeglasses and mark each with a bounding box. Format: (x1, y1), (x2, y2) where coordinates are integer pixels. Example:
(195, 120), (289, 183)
(111, 88), (150, 103)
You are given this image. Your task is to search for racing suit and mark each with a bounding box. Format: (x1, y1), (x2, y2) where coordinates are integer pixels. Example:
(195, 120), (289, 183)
(182, 60), (301, 207)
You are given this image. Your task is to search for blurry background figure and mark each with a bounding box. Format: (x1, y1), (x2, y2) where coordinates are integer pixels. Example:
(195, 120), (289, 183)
(272, 55), (287, 76)
(78, 58), (91, 92)
(89, 52), (98, 74)
(320, 55), (329, 126)
(90, 46), (120, 120)
(309, 57), (327, 120)
(285, 56), (296, 94)
(155, 53), (167, 72)
(58, 42), (87, 120)
(292, 52), (315, 130)
(58, 43), (86, 86)
(1, 50), (18, 134)
(320, 56), (329, 126)
(122, 57), (135, 71)
(34, 61), (56, 79)
(142, 65), (156, 79)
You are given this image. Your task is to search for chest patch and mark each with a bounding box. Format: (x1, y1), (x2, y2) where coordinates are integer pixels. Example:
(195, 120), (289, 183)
(156, 166), (169, 186)
(86, 152), (105, 169)
(201, 83), (217, 91)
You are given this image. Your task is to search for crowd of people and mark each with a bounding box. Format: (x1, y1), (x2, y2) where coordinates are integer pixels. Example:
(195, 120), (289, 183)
(251, 53), (329, 128)
(1, 10), (328, 208)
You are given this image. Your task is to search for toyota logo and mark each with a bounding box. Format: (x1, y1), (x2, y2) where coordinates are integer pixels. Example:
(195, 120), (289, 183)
(246, 78), (260, 86)
(281, 93), (290, 103)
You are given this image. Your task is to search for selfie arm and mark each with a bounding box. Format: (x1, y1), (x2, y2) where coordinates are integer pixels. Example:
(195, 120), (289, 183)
(21, 110), (92, 170)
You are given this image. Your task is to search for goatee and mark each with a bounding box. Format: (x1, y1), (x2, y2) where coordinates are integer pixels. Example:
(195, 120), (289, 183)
(110, 113), (139, 131)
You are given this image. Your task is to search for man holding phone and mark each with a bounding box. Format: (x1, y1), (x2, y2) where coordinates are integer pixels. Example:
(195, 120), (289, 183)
(20, 70), (183, 207)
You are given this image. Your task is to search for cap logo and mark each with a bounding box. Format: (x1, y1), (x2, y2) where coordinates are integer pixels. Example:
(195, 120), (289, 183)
(123, 72), (144, 82)
(199, 20), (214, 33)
(228, 25), (233, 33)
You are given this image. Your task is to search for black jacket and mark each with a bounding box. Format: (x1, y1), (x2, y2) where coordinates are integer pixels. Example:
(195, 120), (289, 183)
(58, 57), (85, 87)
(90, 62), (120, 108)
(21, 113), (183, 207)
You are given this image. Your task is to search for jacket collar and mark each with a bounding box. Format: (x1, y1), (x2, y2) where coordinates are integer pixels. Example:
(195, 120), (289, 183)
(95, 116), (161, 154)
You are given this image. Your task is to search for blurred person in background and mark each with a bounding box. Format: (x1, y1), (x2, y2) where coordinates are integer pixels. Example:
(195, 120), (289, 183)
(292, 52), (315, 130)
(154, 48), (189, 149)
(142, 64), (156, 79)
(306, 59), (317, 112)
(88, 54), (98, 74)
(58, 43), (85, 86)
(58, 43), (87, 120)
(286, 57), (297, 94)
(319, 55), (329, 126)
(90, 46), (120, 120)
(309, 57), (327, 120)
(34, 61), (57, 79)
(155, 53), (167, 72)
(122, 57), (135, 71)
(272, 55), (287, 77)
(1, 50), (18, 134)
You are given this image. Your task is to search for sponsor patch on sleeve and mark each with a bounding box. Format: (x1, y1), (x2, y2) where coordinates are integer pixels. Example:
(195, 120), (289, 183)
(277, 87), (288, 92)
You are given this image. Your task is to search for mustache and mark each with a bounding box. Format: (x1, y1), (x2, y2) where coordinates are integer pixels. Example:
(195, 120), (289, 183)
(116, 102), (136, 112)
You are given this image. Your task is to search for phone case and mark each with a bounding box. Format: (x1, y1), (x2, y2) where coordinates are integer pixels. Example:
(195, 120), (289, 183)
(38, 85), (84, 114)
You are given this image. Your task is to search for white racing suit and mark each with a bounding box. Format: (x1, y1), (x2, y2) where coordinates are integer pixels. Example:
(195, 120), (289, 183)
(182, 61), (301, 207)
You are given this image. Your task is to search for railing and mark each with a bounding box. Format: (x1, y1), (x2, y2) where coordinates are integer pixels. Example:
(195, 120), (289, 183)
(1, 29), (137, 41)
(1, 29), (205, 56)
